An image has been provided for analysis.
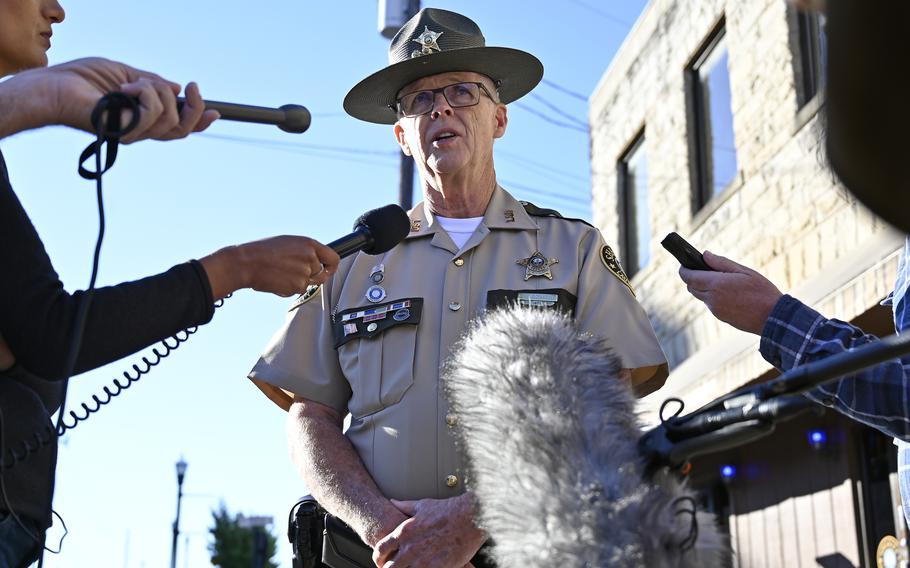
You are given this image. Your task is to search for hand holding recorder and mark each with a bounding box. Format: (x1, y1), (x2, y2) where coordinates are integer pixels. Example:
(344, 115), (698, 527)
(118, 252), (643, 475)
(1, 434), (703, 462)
(666, 232), (782, 334)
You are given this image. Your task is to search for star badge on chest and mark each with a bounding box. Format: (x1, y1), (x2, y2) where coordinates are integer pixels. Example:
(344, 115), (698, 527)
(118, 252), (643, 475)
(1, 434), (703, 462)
(516, 251), (559, 281)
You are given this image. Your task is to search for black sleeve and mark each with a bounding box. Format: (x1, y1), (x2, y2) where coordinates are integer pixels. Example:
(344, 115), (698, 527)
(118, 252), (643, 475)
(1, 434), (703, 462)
(0, 150), (216, 381)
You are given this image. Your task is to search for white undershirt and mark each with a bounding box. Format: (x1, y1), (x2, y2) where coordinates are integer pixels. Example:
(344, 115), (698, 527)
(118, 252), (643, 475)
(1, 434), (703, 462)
(436, 215), (483, 249)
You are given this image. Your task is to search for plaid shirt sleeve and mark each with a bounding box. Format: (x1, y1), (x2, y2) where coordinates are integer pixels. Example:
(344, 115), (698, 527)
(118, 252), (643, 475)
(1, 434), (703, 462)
(759, 294), (910, 441)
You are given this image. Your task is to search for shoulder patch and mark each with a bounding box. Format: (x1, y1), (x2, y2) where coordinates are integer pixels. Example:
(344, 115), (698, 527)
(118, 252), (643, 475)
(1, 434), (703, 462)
(599, 245), (635, 296)
(520, 201), (595, 228)
(289, 285), (321, 312)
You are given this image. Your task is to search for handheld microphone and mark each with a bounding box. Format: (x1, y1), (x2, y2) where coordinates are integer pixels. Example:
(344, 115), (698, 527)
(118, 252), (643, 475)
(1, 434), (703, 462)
(444, 307), (726, 567)
(176, 98), (311, 134)
(328, 204), (410, 258)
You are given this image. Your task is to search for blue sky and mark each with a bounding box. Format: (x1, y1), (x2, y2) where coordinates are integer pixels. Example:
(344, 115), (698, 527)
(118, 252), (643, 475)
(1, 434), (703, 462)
(1, 1), (647, 566)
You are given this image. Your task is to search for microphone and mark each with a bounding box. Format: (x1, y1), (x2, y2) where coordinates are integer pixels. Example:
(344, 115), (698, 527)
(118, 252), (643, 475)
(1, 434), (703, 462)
(328, 204), (410, 259)
(444, 306), (726, 567)
(668, 394), (816, 439)
(176, 98), (311, 134)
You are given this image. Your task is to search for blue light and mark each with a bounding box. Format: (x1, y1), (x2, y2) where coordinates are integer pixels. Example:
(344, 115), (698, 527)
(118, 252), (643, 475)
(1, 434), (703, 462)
(720, 465), (736, 478)
(808, 430), (827, 446)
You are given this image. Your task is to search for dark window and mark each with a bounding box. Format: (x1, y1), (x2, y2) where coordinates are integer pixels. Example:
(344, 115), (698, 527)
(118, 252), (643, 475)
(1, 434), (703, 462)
(687, 22), (739, 211)
(795, 10), (827, 106)
(618, 134), (650, 277)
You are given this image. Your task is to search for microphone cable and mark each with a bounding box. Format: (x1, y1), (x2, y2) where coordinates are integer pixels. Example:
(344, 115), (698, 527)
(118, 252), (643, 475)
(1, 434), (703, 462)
(11, 94), (240, 565)
(44, 92), (139, 565)
(0, 92), (139, 565)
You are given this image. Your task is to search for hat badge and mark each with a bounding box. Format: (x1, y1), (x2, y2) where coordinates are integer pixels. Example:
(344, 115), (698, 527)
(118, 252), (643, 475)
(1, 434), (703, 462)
(411, 26), (444, 58)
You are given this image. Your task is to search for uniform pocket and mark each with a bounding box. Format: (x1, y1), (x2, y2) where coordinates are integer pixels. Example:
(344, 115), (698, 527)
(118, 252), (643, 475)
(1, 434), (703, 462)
(377, 324), (419, 407)
(335, 299), (422, 418)
(486, 288), (577, 316)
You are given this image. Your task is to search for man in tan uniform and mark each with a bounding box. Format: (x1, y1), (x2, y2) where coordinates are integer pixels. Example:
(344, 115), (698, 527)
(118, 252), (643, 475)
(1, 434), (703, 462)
(249, 8), (669, 568)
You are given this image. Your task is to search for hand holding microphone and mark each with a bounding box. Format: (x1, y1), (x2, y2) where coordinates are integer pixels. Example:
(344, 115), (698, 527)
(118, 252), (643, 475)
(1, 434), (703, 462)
(200, 204), (410, 300)
(0, 58), (214, 141)
(117, 77), (219, 143)
(114, 64), (312, 140)
(1, 57), (307, 142)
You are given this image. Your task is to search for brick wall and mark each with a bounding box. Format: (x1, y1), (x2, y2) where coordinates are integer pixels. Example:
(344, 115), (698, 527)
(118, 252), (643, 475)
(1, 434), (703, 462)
(589, 0), (902, 424)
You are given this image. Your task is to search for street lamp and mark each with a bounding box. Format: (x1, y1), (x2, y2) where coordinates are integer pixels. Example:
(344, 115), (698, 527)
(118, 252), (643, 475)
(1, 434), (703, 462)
(170, 457), (188, 568)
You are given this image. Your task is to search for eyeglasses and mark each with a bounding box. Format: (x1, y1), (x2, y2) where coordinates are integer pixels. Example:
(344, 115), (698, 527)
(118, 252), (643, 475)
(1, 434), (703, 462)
(395, 82), (498, 118)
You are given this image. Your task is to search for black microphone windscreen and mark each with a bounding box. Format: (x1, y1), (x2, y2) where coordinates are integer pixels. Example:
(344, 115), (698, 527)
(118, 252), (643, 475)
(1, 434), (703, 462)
(355, 204), (410, 255)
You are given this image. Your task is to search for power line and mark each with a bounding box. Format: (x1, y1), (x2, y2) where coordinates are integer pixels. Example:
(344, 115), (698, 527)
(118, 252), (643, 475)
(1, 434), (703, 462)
(197, 133), (594, 209)
(199, 133), (399, 157)
(566, 0), (633, 28)
(196, 133), (398, 169)
(241, 144), (397, 169)
(529, 93), (589, 129)
(501, 163), (587, 195)
(497, 149), (589, 183)
(540, 79), (588, 102)
(497, 155), (591, 194)
(310, 112), (348, 119)
(499, 177), (591, 211)
(513, 102), (589, 134)
(202, 132), (592, 185)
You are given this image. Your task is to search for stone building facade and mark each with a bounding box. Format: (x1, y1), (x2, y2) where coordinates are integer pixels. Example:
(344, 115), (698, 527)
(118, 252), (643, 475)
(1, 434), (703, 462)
(590, 1), (905, 566)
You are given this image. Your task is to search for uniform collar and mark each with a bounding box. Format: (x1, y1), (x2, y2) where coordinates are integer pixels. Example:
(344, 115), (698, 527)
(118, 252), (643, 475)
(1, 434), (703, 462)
(482, 185), (539, 231)
(405, 184), (538, 242)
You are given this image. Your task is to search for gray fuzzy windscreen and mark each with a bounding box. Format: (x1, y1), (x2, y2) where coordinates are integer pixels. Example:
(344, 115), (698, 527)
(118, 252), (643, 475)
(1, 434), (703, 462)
(444, 306), (727, 568)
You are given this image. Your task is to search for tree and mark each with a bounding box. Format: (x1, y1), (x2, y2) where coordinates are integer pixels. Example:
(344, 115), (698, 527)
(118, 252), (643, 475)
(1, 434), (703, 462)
(209, 503), (279, 568)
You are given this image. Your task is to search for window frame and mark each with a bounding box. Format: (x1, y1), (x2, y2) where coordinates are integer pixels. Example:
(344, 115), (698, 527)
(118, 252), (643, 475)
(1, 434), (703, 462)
(794, 9), (826, 108)
(685, 17), (736, 214)
(617, 129), (648, 278)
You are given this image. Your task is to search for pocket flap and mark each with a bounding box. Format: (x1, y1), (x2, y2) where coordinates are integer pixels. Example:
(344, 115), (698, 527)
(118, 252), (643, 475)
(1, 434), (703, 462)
(333, 298), (423, 349)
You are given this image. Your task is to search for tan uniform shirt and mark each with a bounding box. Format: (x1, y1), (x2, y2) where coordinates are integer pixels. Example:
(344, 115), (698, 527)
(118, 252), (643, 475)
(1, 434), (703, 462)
(249, 186), (668, 501)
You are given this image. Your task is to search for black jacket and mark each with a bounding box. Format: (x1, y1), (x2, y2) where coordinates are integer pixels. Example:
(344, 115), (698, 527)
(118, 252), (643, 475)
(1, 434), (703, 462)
(0, 147), (215, 527)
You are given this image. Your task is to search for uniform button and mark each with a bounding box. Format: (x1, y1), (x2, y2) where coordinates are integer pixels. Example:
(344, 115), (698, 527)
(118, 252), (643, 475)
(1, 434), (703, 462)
(453, 258), (465, 267)
(448, 301), (462, 311)
(822, 396), (836, 407)
(445, 413), (458, 427)
(445, 475), (459, 488)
